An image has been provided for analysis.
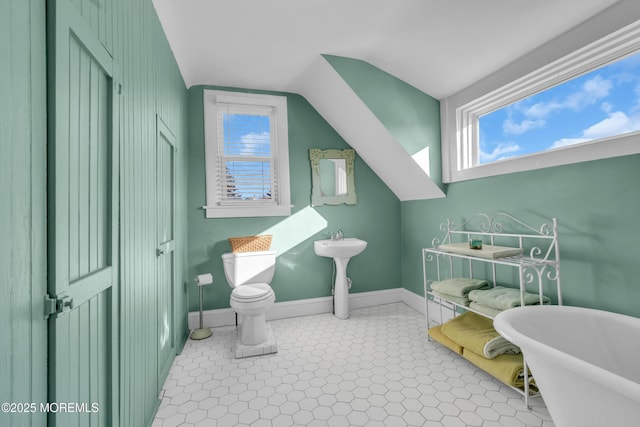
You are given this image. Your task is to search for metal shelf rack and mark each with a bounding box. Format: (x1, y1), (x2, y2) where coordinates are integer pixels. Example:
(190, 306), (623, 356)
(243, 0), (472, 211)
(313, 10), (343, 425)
(422, 213), (562, 408)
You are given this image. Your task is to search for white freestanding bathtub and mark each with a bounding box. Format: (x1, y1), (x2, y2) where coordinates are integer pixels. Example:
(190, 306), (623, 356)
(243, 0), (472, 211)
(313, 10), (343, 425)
(494, 305), (640, 427)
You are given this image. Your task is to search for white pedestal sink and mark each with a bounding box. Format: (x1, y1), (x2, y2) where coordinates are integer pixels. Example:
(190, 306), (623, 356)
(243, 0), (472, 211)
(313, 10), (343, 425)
(314, 238), (367, 319)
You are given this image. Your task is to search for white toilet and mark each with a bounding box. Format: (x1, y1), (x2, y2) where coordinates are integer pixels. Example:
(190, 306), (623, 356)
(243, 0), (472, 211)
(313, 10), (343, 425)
(222, 250), (276, 346)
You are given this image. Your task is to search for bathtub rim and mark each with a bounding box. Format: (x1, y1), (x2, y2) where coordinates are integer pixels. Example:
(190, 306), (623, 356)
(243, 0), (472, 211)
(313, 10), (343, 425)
(494, 305), (640, 402)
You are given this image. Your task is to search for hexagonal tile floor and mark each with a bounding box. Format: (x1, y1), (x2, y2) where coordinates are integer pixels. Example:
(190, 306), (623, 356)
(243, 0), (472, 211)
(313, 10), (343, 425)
(152, 303), (554, 427)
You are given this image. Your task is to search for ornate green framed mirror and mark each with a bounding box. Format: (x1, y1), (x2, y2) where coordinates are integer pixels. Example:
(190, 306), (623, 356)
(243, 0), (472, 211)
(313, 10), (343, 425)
(310, 148), (357, 206)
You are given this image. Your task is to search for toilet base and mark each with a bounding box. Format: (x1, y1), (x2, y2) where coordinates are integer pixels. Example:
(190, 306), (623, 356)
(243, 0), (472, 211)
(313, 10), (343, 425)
(235, 324), (278, 359)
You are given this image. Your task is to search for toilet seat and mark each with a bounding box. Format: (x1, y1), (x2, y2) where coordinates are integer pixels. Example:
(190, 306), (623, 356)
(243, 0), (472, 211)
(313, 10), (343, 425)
(231, 283), (273, 302)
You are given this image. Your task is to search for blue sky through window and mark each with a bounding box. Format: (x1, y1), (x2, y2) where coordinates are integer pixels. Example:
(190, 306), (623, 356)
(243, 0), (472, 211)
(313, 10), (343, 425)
(479, 51), (640, 164)
(223, 113), (271, 156)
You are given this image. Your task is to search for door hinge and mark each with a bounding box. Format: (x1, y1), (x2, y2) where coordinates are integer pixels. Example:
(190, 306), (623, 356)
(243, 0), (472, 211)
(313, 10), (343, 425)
(44, 294), (74, 318)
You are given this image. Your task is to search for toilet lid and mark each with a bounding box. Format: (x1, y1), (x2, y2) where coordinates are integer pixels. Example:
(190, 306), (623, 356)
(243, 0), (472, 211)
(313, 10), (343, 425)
(232, 283), (272, 300)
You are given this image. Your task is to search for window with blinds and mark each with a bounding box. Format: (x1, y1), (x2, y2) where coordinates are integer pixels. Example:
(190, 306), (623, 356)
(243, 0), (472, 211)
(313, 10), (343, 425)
(218, 107), (276, 204)
(203, 90), (291, 218)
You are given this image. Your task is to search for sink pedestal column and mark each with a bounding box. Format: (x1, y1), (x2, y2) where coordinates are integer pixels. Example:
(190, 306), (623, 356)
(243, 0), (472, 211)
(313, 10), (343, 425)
(333, 257), (350, 319)
(313, 237), (366, 320)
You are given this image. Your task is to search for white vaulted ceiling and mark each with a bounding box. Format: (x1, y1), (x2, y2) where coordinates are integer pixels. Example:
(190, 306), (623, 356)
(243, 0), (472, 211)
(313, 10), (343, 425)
(153, 0), (624, 200)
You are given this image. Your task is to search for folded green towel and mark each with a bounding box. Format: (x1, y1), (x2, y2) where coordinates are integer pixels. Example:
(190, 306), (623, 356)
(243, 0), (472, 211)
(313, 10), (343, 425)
(440, 312), (520, 359)
(431, 290), (470, 307)
(430, 278), (489, 298)
(468, 286), (550, 311)
(469, 302), (503, 318)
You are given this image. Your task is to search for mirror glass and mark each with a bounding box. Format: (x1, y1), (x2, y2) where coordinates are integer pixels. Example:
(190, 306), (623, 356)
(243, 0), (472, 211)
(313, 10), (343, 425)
(310, 149), (356, 206)
(319, 158), (347, 197)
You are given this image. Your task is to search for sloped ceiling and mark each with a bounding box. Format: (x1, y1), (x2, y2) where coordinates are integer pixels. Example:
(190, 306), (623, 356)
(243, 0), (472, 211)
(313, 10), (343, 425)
(153, 0), (621, 200)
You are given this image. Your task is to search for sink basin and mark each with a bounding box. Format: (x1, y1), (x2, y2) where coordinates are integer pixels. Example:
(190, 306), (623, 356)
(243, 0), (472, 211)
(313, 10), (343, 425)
(313, 238), (367, 259)
(314, 238), (367, 320)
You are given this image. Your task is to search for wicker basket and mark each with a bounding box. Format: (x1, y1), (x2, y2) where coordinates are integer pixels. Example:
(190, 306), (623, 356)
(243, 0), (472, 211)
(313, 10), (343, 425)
(228, 235), (273, 253)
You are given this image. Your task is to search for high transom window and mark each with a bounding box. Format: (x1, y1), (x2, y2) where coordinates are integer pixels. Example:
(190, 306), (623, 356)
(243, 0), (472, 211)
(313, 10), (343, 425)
(442, 19), (640, 183)
(479, 51), (640, 165)
(203, 90), (290, 218)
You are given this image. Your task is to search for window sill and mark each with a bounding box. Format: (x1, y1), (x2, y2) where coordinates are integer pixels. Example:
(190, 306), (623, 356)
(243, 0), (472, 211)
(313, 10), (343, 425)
(447, 131), (640, 183)
(204, 204), (292, 219)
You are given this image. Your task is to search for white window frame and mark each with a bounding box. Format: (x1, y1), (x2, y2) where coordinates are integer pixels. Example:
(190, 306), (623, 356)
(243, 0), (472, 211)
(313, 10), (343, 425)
(203, 90), (291, 218)
(442, 19), (640, 183)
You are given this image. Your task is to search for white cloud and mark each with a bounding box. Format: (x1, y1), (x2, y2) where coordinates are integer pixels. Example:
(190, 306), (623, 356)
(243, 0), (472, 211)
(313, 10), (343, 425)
(600, 102), (613, 114)
(242, 131), (270, 144)
(502, 118), (545, 135)
(239, 131), (270, 155)
(524, 101), (563, 119)
(583, 111), (640, 139)
(574, 75), (612, 105)
(549, 137), (591, 149)
(549, 110), (640, 149)
(557, 75), (612, 112)
(480, 142), (521, 163)
(509, 75), (613, 130)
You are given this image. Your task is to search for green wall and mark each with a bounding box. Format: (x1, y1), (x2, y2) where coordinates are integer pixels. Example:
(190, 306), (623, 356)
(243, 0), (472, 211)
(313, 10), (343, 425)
(323, 55), (443, 189)
(113, 1), (189, 425)
(0, 1), (48, 426)
(402, 154), (640, 318)
(187, 86), (402, 311)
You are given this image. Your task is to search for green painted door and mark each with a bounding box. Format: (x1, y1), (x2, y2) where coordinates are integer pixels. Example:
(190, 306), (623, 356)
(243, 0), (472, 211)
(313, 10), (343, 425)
(156, 117), (177, 385)
(47, 0), (118, 425)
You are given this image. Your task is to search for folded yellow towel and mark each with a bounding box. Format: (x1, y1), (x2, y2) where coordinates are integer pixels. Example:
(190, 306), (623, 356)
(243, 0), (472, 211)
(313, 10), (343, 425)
(428, 324), (463, 355)
(463, 348), (535, 389)
(440, 312), (520, 359)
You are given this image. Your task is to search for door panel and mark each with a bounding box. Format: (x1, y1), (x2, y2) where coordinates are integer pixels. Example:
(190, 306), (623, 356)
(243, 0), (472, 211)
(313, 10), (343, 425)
(156, 117), (176, 384)
(48, 0), (118, 425)
(68, 34), (110, 282)
(67, 0), (113, 54)
(51, 293), (111, 426)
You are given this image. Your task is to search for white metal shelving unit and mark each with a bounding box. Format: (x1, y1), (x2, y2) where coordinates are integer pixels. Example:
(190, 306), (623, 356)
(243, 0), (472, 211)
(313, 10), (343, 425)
(422, 213), (562, 408)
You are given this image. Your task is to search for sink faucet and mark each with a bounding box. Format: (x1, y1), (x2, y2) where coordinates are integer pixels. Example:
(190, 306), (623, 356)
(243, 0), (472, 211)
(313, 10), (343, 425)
(331, 229), (344, 241)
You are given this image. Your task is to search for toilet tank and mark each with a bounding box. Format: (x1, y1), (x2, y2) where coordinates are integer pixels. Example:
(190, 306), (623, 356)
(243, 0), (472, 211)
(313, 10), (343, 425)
(222, 250), (276, 287)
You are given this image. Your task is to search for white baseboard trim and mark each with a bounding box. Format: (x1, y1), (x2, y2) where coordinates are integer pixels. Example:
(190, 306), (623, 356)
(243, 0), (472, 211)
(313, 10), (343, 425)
(188, 287), (425, 330)
(189, 307), (237, 330)
(401, 288), (425, 314)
